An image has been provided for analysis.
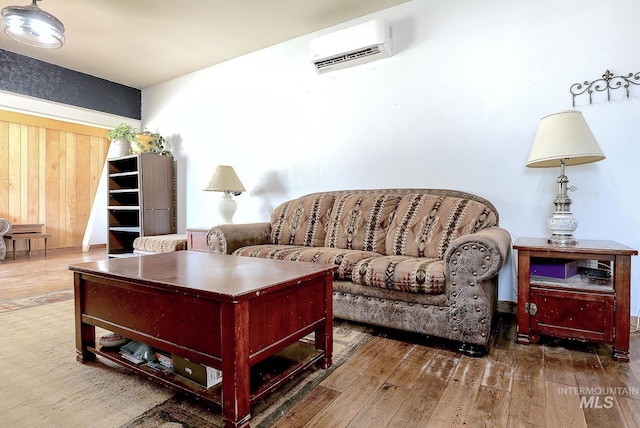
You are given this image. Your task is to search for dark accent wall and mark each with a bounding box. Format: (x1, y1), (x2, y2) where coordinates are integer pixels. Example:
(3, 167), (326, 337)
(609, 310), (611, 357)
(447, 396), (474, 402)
(0, 48), (141, 119)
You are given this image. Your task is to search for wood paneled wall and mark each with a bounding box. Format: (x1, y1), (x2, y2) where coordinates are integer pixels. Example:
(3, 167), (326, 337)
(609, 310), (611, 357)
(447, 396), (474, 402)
(0, 110), (110, 252)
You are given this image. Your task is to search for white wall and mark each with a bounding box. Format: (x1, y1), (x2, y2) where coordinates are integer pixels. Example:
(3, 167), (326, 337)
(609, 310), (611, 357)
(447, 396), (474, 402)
(142, 0), (640, 315)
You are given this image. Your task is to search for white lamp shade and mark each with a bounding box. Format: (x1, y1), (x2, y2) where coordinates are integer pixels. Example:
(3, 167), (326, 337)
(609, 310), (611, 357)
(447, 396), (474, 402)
(204, 165), (246, 193)
(527, 110), (605, 168)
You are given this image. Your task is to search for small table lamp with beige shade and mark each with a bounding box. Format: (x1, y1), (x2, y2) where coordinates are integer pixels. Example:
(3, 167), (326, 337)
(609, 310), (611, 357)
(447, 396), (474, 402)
(526, 110), (605, 245)
(204, 165), (246, 224)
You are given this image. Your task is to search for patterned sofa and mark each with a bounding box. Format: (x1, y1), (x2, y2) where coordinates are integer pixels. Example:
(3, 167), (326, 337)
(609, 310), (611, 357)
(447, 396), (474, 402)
(206, 189), (510, 355)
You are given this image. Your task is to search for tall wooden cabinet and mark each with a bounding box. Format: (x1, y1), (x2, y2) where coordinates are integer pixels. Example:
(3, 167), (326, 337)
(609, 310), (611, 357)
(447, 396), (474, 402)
(107, 153), (175, 258)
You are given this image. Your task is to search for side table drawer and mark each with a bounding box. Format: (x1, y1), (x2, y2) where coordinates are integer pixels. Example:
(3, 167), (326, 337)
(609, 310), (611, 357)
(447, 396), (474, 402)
(530, 287), (614, 342)
(10, 223), (43, 233)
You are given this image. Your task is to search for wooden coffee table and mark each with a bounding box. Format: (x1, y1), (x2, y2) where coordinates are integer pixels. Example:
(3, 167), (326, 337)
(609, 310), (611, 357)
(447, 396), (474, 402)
(70, 251), (335, 428)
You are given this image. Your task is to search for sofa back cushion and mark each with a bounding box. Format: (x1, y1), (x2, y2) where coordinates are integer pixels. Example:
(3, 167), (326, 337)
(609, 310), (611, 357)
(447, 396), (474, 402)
(324, 194), (400, 254)
(386, 194), (498, 259)
(270, 194), (335, 247)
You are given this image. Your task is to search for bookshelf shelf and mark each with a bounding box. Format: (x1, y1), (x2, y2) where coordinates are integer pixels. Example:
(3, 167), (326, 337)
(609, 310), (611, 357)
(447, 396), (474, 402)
(107, 153), (175, 258)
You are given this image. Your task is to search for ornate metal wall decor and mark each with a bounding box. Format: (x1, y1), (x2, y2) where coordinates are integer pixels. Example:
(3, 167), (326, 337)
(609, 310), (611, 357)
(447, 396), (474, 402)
(570, 69), (640, 106)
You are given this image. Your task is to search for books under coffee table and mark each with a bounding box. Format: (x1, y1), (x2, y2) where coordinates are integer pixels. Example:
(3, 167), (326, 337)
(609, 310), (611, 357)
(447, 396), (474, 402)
(107, 335), (220, 385)
(70, 251), (336, 428)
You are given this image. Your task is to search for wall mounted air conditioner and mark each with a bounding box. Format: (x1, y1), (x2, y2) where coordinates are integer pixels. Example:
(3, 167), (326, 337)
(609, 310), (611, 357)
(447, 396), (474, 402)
(309, 19), (393, 74)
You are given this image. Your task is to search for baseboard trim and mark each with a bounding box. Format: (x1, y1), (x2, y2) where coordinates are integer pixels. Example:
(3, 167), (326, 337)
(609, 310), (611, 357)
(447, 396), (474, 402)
(4, 244), (106, 260)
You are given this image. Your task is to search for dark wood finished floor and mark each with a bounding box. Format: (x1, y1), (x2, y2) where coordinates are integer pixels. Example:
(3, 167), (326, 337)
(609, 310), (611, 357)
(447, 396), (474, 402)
(2, 248), (639, 427)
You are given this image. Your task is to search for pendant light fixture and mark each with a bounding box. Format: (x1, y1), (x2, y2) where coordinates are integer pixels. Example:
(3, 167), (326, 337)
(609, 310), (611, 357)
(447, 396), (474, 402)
(1, 0), (65, 49)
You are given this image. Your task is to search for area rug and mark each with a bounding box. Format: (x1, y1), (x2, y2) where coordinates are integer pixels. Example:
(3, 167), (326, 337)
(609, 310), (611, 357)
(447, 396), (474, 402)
(0, 297), (371, 427)
(0, 289), (74, 313)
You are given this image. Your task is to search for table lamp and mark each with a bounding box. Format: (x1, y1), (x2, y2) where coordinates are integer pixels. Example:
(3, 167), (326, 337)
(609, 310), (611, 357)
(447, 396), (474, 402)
(527, 110), (605, 245)
(204, 165), (246, 224)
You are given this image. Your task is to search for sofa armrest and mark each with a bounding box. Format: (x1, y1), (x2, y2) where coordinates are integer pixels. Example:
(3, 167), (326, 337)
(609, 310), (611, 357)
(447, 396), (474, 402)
(443, 227), (511, 347)
(206, 222), (271, 254)
(0, 219), (10, 236)
(444, 227), (511, 285)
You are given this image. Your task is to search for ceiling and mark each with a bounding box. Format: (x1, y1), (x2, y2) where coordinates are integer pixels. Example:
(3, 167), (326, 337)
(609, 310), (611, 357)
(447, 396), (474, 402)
(0, 0), (408, 89)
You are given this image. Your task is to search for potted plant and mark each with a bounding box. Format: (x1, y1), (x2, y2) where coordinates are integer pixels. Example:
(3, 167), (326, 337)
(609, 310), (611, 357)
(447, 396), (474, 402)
(106, 123), (138, 157)
(106, 123), (138, 142)
(132, 130), (172, 156)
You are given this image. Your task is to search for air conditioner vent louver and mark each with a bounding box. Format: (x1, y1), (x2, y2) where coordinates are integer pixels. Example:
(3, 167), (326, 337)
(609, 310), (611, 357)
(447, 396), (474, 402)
(310, 19), (392, 73)
(314, 46), (381, 70)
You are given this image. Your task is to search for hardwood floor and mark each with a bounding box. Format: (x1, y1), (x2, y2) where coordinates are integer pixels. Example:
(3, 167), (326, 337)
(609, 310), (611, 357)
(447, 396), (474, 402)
(2, 248), (639, 427)
(281, 321), (640, 427)
(0, 246), (106, 300)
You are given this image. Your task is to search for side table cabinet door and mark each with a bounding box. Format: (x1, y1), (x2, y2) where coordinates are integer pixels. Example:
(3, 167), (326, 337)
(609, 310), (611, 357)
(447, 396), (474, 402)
(530, 287), (614, 342)
(187, 229), (210, 252)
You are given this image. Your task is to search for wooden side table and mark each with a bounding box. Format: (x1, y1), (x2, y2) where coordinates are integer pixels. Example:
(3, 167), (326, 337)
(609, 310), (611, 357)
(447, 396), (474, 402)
(186, 227), (211, 252)
(4, 224), (50, 261)
(513, 238), (637, 361)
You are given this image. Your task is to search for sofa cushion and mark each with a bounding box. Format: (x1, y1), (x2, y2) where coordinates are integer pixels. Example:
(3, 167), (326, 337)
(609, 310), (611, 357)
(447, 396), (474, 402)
(132, 234), (187, 253)
(233, 244), (381, 281)
(324, 194), (400, 254)
(386, 194), (497, 259)
(270, 194), (335, 247)
(352, 255), (445, 295)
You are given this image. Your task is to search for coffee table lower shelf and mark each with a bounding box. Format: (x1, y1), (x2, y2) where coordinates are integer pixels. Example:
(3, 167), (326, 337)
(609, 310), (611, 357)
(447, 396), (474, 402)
(87, 341), (324, 406)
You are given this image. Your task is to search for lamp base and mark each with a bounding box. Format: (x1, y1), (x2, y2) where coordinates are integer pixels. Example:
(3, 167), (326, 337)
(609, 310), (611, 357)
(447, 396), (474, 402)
(547, 212), (578, 246)
(218, 192), (237, 224)
(547, 236), (578, 246)
(545, 164), (579, 246)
